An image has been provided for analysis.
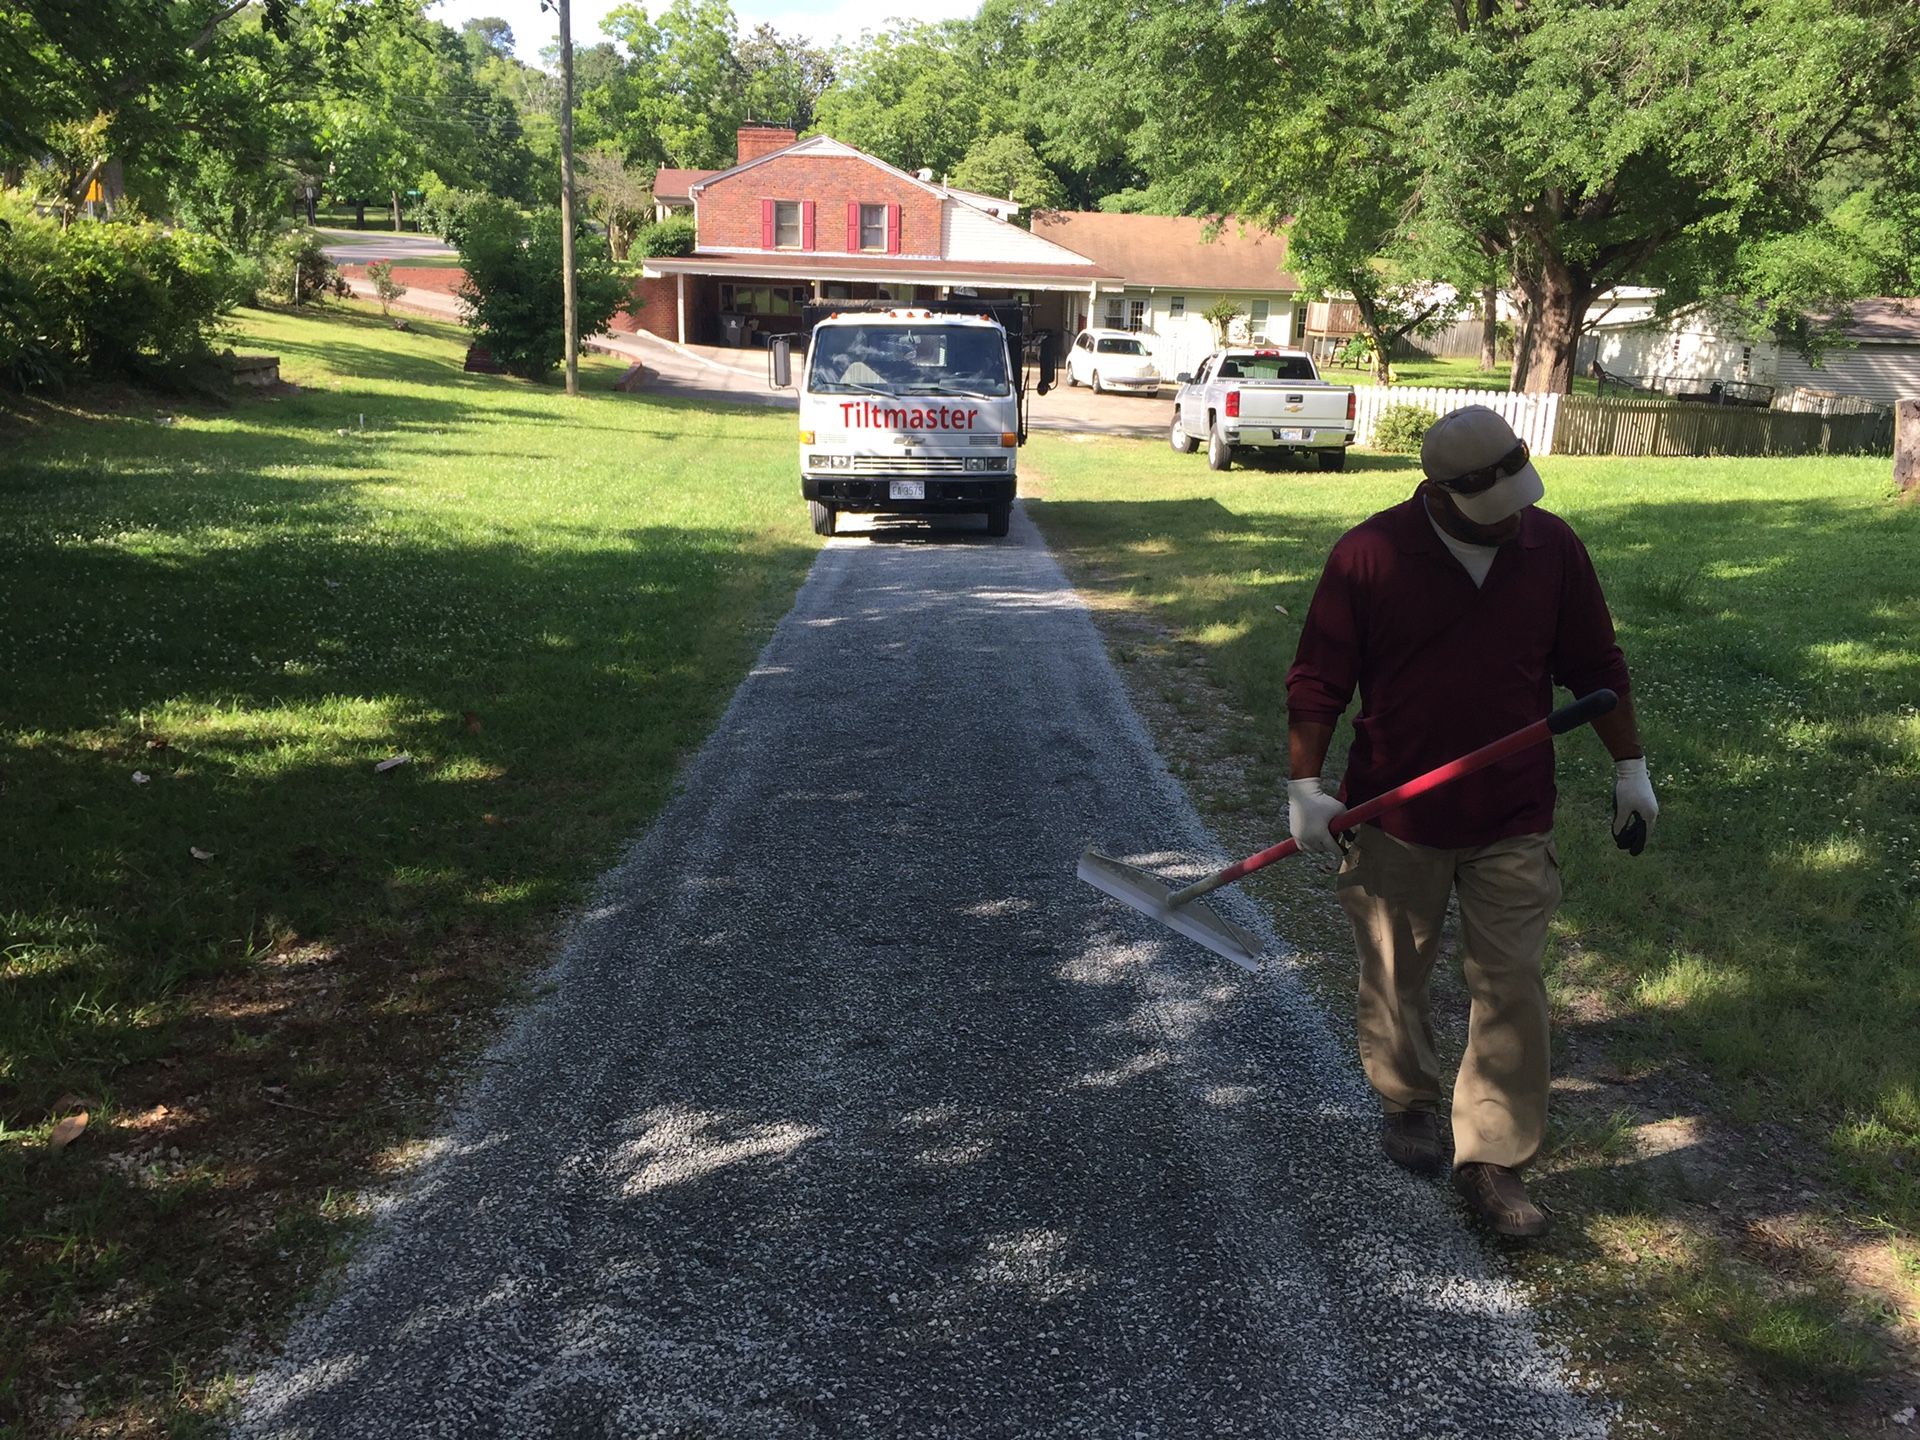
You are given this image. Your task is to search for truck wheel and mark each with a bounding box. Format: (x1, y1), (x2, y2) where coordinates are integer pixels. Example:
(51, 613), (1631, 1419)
(1207, 422), (1234, 472)
(1092, 370), (1105, 394)
(809, 500), (837, 536)
(984, 504), (1011, 538)
(1318, 449), (1348, 473)
(1169, 410), (1196, 454)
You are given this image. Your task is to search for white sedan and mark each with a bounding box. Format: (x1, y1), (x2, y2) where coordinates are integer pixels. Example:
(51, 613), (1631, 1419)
(1063, 329), (1162, 394)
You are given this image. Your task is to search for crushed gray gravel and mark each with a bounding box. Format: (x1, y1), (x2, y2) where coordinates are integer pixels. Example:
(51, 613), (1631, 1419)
(235, 506), (1608, 1439)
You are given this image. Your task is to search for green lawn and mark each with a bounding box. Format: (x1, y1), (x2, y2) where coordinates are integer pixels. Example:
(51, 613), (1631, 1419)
(0, 304), (816, 1431)
(1026, 439), (1919, 1424)
(1322, 352), (1605, 397)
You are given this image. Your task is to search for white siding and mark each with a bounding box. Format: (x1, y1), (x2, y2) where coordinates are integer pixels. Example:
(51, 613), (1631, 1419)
(1773, 345), (1920, 407)
(940, 201), (1098, 267)
(1085, 288), (1302, 379)
(1584, 317), (1778, 388)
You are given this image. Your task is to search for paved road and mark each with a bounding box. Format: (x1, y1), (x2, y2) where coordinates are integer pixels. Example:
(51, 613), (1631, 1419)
(315, 227), (458, 266)
(236, 510), (1601, 1438)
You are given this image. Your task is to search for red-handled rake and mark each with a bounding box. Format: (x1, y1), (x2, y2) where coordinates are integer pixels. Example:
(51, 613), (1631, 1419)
(1077, 690), (1619, 969)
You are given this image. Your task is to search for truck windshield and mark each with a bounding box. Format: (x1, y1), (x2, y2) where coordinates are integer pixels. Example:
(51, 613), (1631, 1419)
(1216, 355), (1318, 381)
(808, 325), (1012, 396)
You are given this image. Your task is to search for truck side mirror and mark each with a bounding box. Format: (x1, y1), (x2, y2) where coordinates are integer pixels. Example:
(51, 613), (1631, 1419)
(768, 336), (792, 389)
(1175, 372), (1192, 385)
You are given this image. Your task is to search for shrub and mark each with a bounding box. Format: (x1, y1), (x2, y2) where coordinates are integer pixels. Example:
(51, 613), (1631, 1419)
(455, 199), (634, 379)
(1201, 296), (1242, 339)
(1372, 402), (1440, 454)
(635, 214), (695, 258)
(0, 202), (243, 389)
(263, 231), (334, 306)
(415, 183), (491, 248)
(367, 258), (408, 316)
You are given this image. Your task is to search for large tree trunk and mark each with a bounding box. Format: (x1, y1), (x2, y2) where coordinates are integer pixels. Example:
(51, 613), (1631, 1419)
(354, 200), (366, 229)
(1511, 255), (1590, 394)
(1479, 284), (1499, 371)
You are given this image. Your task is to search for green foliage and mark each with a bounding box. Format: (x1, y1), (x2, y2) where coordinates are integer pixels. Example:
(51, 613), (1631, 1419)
(577, 147), (656, 261)
(415, 183), (492, 247)
(367, 259), (407, 316)
(456, 200), (633, 379)
(0, 204), (240, 390)
(263, 232), (335, 307)
(949, 133), (1064, 219)
(811, 20), (1015, 176)
(1371, 403), (1439, 455)
(1041, 0), (1920, 392)
(596, 0), (748, 169)
(636, 215), (697, 258)
(1200, 297), (1243, 339)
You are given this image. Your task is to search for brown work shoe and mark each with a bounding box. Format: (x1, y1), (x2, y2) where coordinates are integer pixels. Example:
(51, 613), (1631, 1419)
(1454, 1162), (1549, 1238)
(1380, 1110), (1446, 1176)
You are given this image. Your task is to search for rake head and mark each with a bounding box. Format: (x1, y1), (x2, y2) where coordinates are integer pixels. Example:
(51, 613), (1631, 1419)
(1076, 849), (1265, 970)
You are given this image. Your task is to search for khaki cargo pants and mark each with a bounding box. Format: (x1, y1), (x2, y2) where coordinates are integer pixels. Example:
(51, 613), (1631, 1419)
(1335, 826), (1560, 1170)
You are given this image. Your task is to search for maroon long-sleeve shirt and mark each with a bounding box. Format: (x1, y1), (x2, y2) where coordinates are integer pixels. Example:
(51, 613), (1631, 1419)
(1285, 486), (1631, 849)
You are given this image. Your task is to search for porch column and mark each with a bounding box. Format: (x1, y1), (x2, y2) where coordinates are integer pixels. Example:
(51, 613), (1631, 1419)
(676, 272), (686, 345)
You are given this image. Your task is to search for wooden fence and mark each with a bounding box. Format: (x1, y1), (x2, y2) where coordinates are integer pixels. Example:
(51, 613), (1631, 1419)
(1350, 386), (1894, 457)
(1549, 396), (1893, 457)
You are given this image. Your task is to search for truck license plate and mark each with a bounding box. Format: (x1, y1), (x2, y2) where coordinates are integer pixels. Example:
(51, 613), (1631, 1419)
(889, 480), (926, 500)
(1278, 428), (1308, 442)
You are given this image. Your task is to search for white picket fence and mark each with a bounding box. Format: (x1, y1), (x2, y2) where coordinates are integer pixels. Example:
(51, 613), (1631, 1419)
(1351, 386), (1563, 454)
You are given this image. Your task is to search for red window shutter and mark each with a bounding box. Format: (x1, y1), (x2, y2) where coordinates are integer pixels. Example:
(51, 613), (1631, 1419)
(801, 199), (816, 251)
(760, 198), (774, 249)
(846, 201), (860, 251)
(885, 202), (901, 255)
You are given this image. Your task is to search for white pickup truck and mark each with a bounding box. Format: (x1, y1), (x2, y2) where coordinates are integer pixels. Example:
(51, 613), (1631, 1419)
(1169, 348), (1355, 471)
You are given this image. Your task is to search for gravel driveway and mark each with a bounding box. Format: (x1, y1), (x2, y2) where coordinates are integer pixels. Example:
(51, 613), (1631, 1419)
(236, 509), (1604, 1439)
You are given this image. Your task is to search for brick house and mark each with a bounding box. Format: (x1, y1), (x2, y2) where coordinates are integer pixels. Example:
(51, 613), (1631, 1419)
(634, 126), (1118, 347)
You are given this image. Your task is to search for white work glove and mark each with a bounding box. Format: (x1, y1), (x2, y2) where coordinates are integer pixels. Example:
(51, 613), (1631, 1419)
(1288, 777), (1346, 857)
(1611, 756), (1658, 856)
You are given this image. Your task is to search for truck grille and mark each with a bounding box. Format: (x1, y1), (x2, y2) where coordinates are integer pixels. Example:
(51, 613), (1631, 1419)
(846, 455), (971, 475)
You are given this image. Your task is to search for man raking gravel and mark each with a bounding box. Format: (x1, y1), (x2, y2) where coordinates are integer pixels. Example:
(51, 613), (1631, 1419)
(1286, 406), (1656, 1238)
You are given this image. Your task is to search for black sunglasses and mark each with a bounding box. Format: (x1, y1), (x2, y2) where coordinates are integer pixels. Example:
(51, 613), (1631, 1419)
(1437, 440), (1529, 496)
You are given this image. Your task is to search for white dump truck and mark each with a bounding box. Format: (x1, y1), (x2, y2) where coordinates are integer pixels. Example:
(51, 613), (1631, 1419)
(1169, 347), (1356, 471)
(769, 301), (1056, 538)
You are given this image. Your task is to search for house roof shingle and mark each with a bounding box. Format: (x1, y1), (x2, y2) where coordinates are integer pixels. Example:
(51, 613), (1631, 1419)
(1844, 298), (1920, 344)
(1030, 211), (1302, 293)
(653, 168), (715, 203)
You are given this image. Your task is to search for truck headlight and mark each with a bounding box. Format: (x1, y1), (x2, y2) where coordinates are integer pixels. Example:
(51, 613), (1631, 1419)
(830, 454), (851, 468)
(965, 456), (986, 472)
(808, 453), (826, 469)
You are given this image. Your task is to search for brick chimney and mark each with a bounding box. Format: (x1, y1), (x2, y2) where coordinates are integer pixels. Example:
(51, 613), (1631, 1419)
(736, 124), (798, 165)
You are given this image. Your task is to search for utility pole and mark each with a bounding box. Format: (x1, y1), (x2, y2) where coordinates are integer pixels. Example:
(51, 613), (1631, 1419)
(557, 0), (579, 395)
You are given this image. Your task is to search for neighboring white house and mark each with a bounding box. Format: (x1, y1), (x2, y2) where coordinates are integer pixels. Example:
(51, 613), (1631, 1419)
(1577, 290), (1777, 392)
(1577, 292), (1920, 406)
(1773, 299), (1920, 406)
(1030, 211), (1306, 381)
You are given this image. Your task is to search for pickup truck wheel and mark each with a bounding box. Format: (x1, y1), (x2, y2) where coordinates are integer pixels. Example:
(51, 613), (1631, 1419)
(1207, 422), (1234, 472)
(808, 500), (837, 536)
(1169, 410), (1196, 454)
(984, 503), (1011, 538)
(1318, 449), (1348, 473)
